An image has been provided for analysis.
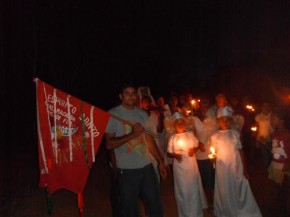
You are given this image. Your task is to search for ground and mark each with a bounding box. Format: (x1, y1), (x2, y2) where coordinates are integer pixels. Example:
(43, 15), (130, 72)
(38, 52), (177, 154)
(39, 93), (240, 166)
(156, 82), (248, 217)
(1, 142), (290, 217)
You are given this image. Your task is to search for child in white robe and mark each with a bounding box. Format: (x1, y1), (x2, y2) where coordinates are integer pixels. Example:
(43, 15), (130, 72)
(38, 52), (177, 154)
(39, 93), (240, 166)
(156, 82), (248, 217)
(167, 112), (207, 217)
(209, 106), (262, 217)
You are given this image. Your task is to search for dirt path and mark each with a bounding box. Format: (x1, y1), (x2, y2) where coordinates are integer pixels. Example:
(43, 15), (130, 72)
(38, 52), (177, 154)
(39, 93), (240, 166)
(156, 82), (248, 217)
(1, 145), (290, 217)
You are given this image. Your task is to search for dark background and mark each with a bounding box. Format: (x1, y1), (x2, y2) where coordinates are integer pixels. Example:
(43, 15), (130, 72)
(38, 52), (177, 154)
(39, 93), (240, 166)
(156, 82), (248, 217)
(2, 0), (290, 156)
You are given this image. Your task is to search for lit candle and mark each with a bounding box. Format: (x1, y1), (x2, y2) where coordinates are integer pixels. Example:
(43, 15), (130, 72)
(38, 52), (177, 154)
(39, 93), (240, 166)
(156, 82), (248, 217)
(208, 146), (217, 159)
(176, 139), (184, 154)
(251, 126), (257, 132)
(245, 105), (255, 112)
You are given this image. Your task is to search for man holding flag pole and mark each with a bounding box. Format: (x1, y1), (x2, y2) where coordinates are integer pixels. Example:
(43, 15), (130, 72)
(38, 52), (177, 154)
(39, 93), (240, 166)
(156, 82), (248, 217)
(105, 82), (167, 217)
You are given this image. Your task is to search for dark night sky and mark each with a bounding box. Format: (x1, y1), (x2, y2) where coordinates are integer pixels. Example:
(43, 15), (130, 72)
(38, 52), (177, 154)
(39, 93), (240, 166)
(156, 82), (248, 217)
(2, 1), (290, 152)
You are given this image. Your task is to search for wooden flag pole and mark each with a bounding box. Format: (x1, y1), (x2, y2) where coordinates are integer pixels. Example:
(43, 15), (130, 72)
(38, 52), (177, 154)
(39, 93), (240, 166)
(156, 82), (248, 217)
(78, 193), (84, 217)
(45, 188), (53, 215)
(110, 114), (156, 138)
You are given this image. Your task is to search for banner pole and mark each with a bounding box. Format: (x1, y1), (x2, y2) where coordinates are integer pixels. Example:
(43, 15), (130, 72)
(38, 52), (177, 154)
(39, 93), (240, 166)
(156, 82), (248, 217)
(45, 188), (53, 215)
(78, 193), (84, 217)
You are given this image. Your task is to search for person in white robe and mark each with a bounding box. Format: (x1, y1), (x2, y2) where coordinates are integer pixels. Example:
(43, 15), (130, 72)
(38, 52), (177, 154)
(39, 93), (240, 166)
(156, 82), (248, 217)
(209, 106), (262, 217)
(167, 112), (208, 217)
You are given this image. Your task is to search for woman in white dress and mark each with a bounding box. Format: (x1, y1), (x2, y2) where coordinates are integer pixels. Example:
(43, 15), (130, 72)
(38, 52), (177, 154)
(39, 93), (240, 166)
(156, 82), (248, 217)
(209, 106), (262, 217)
(167, 112), (207, 217)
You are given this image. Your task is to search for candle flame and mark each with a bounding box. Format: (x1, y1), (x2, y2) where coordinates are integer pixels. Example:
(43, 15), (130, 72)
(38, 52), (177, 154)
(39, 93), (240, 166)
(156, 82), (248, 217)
(177, 140), (184, 146)
(246, 105), (255, 112)
(246, 105), (252, 109)
(208, 146), (216, 159)
(210, 146), (215, 154)
(251, 126), (257, 132)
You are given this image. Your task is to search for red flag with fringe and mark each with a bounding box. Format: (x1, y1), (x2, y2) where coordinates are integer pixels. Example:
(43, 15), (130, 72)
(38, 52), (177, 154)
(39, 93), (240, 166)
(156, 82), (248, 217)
(35, 78), (110, 199)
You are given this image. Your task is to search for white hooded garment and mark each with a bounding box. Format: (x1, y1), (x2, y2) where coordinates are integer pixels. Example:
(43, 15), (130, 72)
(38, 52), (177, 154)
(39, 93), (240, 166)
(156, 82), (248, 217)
(210, 129), (262, 217)
(168, 131), (207, 217)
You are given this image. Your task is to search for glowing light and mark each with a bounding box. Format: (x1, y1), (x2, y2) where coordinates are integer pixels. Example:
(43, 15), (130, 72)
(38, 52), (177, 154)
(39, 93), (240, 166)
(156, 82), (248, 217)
(251, 126), (257, 132)
(208, 146), (216, 159)
(176, 139), (185, 153)
(246, 105), (255, 112)
(177, 139), (184, 147)
(191, 99), (196, 105)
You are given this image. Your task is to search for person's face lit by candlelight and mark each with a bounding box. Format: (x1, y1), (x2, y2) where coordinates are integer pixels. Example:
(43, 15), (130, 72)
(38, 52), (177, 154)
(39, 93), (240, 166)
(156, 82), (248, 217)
(217, 106), (233, 130)
(218, 116), (232, 130)
(261, 102), (271, 115)
(173, 118), (186, 134)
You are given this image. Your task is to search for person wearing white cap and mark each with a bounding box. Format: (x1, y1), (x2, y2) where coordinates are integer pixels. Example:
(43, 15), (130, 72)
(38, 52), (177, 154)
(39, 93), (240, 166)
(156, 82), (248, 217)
(209, 106), (262, 217)
(167, 112), (208, 217)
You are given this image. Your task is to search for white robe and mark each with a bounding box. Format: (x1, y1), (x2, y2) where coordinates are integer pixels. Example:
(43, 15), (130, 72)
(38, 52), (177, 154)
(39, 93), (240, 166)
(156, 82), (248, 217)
(210, 129), (262, 217)
(168, 132), (207, 217)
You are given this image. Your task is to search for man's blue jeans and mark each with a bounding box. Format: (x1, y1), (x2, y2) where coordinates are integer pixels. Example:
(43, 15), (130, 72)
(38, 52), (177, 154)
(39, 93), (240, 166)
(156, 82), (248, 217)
(115, 163), (163, 217)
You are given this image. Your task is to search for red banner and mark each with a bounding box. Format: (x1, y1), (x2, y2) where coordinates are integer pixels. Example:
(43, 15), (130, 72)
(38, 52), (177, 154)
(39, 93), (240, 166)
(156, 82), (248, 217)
(35, 78), (110, 195)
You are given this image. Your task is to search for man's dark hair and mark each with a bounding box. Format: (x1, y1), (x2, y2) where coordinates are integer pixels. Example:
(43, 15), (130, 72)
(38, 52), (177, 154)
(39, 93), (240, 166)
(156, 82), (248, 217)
(119, 81), (137, 94)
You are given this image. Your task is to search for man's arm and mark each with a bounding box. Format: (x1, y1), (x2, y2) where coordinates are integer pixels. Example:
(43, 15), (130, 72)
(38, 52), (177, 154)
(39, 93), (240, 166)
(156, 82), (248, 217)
(146, 134), (167, 180)
(105, 123), (144, 150)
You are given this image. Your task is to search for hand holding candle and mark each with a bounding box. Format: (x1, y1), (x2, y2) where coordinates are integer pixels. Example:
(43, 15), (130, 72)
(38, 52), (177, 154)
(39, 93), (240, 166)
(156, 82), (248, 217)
(208, 146), (217, 159)
(175, 153), (183, 163)
(208, 146), (217, 167)
(177, 139), (184, 151)
(188, 147), (195, 157)
(174, 139), (184, 163)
